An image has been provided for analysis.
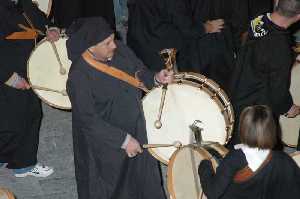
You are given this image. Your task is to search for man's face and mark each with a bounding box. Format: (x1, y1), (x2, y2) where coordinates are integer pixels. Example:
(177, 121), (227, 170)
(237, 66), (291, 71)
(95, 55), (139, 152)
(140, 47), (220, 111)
(92, 34), (117, 61)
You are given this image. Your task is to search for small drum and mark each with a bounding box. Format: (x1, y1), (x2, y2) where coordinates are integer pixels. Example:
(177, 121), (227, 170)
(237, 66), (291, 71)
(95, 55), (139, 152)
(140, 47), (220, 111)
(143, 72), (234, 164)
(32, 0), (52, 17)
(27, 37), (72, 110)
(0, 188), (15, 199)
(291, 151), (300, 168)
(167, 143), (228, 199)
(280, 63), (300, 147)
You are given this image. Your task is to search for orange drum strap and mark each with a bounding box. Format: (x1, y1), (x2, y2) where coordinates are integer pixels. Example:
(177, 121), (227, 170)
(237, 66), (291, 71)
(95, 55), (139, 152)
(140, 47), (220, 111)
(82, 51), (149, 93)
(234, 152), (272, 183)
(5, 13), (43, 41)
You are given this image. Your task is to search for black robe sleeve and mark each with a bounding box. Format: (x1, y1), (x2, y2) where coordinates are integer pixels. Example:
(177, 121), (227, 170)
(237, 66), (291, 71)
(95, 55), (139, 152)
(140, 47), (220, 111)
(67, 69), (128, 149)
(264, 38), (293, 115)
(171, 0), (206, 40)
(198, 149), (247, 199)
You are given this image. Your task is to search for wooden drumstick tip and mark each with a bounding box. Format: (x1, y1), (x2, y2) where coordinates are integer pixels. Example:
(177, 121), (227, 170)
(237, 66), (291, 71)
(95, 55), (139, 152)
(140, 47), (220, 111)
(154, 120), (162, 129)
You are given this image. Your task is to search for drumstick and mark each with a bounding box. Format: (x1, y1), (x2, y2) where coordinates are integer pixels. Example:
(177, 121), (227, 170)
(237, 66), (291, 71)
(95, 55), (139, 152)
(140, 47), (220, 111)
(50, 41), (67, 75)
(31, 85), (67, 96)
(45, 25), (66, 75)
(143, 141), (182, 149)
(154, 48), (177, 129)
(154, 84), (168, 129)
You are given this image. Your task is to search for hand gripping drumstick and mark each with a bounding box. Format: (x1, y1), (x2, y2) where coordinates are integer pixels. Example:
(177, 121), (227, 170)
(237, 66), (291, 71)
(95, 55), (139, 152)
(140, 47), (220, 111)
(143, 141), (182, 149)
(154, 48), (176, 129)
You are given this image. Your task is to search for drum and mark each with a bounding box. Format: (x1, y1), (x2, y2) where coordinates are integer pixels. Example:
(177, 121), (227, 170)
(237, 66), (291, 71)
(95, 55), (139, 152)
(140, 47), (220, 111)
(32, 0), (52, 17)
(291, 151), (300, 168)
(0, 188), (15, 199)
(143, 72), (234, 164)
(280, 63), (300, 147)
(27, 37), (72, 110)
(167, 143), (228, 199)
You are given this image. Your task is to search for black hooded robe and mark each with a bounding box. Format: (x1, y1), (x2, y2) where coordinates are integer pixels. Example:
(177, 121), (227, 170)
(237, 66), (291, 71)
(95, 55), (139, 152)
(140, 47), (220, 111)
(127, 0), (206, 72)
(198, 150), (300, 199)
(188, 0), (236, 91)
(228, 14), (294, 145)
(52, 0), (115, 29)
(0, 0), (50, 169)
(66, 18), (166, 199)
(127, 0), (236, 91)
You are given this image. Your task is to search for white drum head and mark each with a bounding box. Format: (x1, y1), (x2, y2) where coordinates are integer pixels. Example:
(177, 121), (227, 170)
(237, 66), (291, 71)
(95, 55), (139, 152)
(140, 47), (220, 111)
(33, 0), (52, 16)
(27, 38), (72, 109)
(291, 151), (300, 168)
(0, 188), (15, 199)
(280, 63), (300, 147)
(143, 73), (233, 164)
(167, 145), (224, 199)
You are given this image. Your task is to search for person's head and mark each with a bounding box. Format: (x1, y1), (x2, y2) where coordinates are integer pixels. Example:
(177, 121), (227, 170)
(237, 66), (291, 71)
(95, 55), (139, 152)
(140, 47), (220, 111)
(66, 17), (115, 62)
(88, 33), (117, 62)
(275, 0), (300, 20)
(239, 105), (277, 149)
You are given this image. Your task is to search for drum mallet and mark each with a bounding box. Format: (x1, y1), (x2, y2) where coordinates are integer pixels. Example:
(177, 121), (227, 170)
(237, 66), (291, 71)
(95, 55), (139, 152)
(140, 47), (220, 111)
(143, 141), (182, 149)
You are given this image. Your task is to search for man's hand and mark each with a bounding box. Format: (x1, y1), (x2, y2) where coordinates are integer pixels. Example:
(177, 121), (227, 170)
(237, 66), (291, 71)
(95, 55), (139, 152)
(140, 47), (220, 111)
(5, 73), (30, 90)
(286, 104), (300, 118)
(204, 19), (224, 34)
(125, 137), (143, 158)
(155, 69), (174, 85)
(46, 27), (60, 42)
(15, 77), (30, 90)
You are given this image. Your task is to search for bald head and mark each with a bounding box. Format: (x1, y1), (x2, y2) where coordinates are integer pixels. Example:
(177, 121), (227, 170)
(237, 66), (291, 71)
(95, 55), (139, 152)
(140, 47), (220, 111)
(276, 0), (300, 17)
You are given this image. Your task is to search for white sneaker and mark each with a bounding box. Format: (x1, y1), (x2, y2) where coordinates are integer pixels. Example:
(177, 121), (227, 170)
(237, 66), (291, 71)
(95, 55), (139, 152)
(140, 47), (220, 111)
(14, 164), (54, 178)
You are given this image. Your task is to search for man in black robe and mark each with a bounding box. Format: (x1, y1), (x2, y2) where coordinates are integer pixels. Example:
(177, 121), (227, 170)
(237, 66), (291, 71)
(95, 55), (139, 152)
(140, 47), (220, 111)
(52, 0), (116, 29)
(0, 0), (58, 177)
(229, 0), (300, 145)
(127, 0), (245, 91)
(66, 17), (172, 199)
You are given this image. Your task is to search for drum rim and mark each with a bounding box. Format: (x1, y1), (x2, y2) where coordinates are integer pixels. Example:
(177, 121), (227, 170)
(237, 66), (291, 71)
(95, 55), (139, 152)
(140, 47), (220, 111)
(33, 0), (53, 17)
(143, 72), (234, 164)
(27, 38), (72, 110)
(290, 151), (300, 157)
(167, 145), (222, 199)
(279, 64), (300, 147)
(0, 187), (15, 199)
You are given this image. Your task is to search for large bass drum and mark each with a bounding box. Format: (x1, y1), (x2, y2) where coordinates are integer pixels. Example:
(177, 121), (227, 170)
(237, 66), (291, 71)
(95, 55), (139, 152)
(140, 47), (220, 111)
(0, 188), (15, 199)
(167, 143), (228, 199)
(143, 72), (234, 164)
(33, 0), (52, 17)
(27, 37), (72, 110)
(291, 151), (300, 168)
(280, 63), (300, 147)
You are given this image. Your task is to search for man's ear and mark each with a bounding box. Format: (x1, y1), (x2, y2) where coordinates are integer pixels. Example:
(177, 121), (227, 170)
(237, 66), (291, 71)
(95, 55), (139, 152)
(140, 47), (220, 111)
(296, 14), (300, 21)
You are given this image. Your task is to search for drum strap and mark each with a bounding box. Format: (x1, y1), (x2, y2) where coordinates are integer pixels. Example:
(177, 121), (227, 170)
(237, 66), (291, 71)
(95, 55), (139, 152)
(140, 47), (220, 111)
(234, 151), (272, 183)
(82, 51), (150, 93)
(5, 13), (44, 41)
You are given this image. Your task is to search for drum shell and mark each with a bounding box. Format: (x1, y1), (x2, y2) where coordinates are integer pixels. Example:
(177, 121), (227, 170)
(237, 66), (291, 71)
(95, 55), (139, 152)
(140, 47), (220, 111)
(280, 64), (300, 147)
(32, 0), (52, 17)
(0, 188), (15, 199)
(167, 143), (228, 199)
(27, 38), (72, 110)
(143, 72), (234, 164)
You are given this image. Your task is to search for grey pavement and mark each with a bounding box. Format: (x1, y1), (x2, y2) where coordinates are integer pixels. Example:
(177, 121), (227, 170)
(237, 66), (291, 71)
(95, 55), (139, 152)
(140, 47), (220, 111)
(0, 103), (77, 199)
